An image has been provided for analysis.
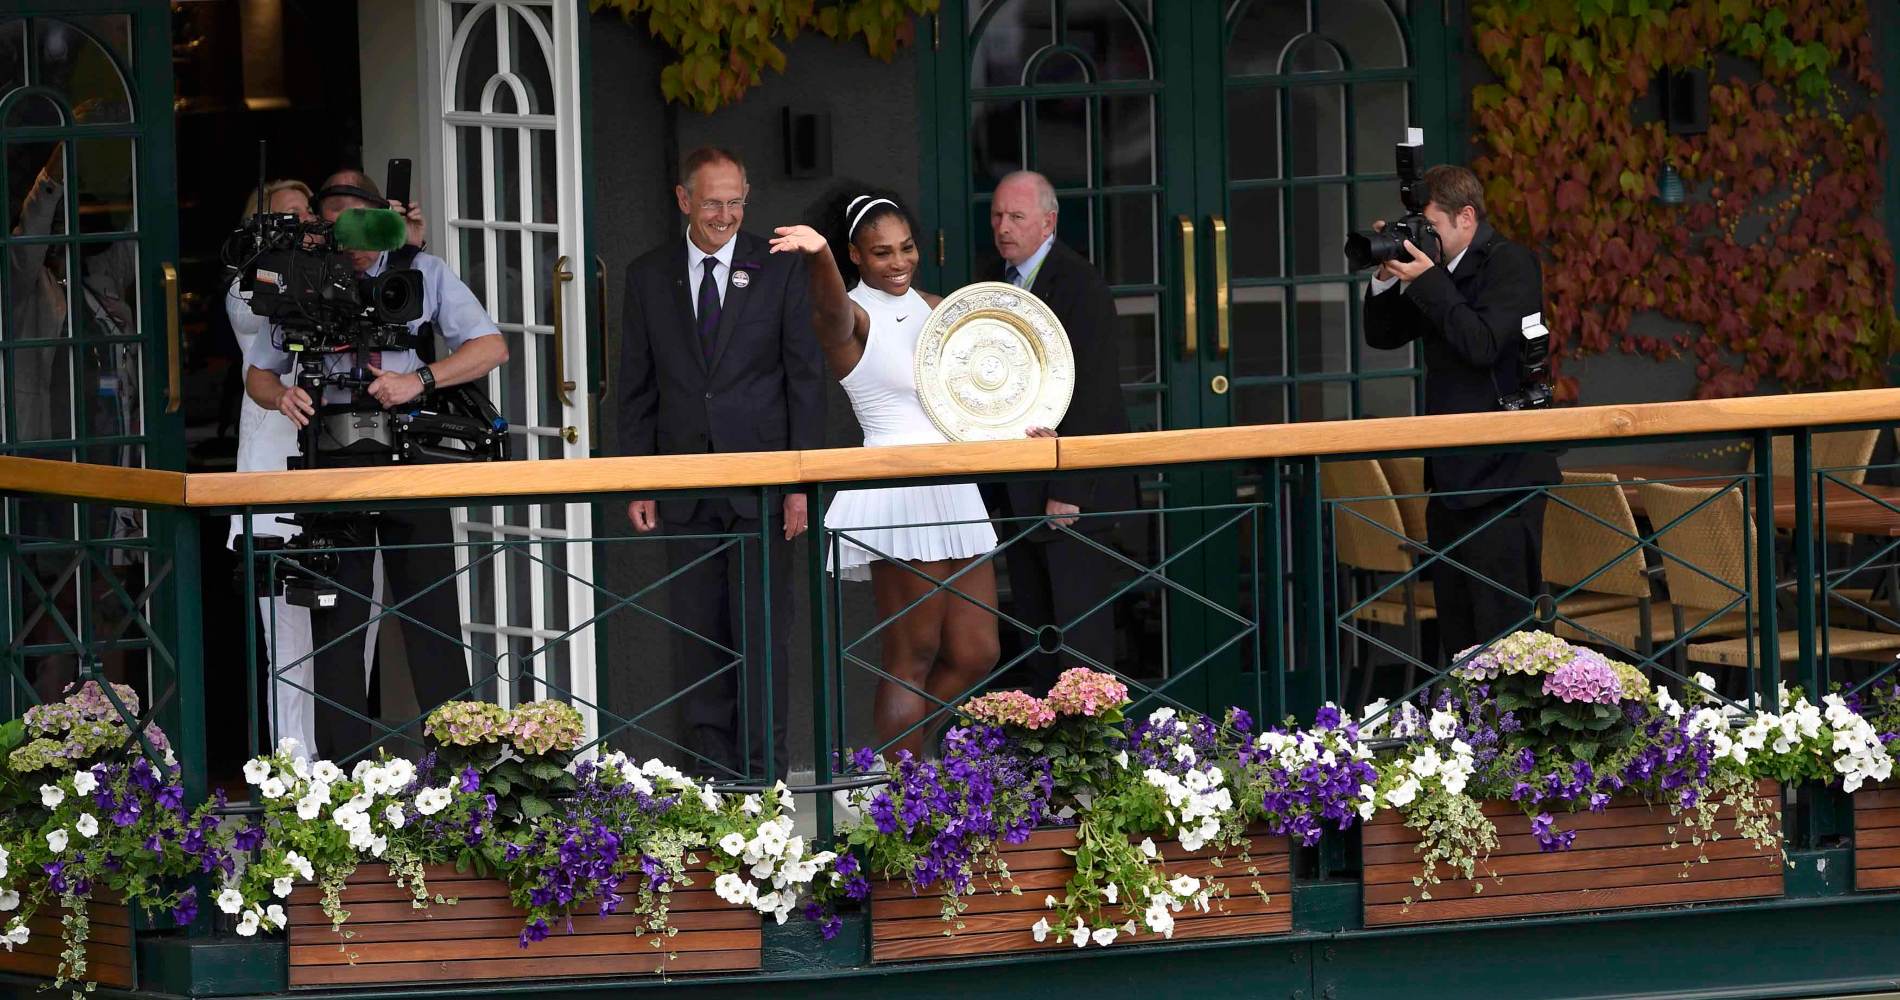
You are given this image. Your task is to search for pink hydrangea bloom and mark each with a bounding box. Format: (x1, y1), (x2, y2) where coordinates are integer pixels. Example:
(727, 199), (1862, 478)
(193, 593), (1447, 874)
(1044, 668), (1130, 718)
(1540, 651), (1623, 705)
(961, 690), (1056, 730)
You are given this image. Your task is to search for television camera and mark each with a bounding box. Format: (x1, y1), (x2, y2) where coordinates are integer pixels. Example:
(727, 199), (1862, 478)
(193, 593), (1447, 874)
(224, 159), (508, 607)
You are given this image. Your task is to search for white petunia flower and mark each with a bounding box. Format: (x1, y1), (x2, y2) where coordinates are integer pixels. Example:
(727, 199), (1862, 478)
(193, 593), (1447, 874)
(1030, 917), (1050, 942)
(0, 891), (17, 912)
(1139, 838), (1157, 859)
(45, 829), (68, 853)
(1428, 708), (1459, 740)
(265, 904), (287, 930)
(719, 833), (747, 857)
(295, 795), (323, 822)
(700, 788), (722, 811)
(1071, 918), (1089, 948)
(1104, 883), (1119, 905)
(1091, 926), (1118, 946)
(242, 759), (272, 785)
(38, 785), (63, 809)
(310, 761), (341, 784)
(217, 887), (243, 914)
(1167, 875), (1200, 897)
(236, 910), (260, 936)
(2, 920), (27, 948)
(283, 851), (315, 881)
(384, 804), (406, 829)
(1384, 776), (1421, 809)
(273, 876), (294, 899)
(75, 814), (98, 838)
(71, 770), (97, 796)
(741, 794), (762, 817)
(258, 777), (287, 801)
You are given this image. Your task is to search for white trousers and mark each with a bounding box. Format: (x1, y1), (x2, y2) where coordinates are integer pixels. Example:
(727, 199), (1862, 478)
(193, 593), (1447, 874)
(259, 552), (384, 759)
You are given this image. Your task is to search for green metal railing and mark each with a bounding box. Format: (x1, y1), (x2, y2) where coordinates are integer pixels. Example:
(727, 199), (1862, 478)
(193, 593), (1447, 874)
(8, 394), (1900, 998)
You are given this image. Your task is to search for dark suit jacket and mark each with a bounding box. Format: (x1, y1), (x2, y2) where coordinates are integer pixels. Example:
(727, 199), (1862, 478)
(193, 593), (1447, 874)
(615, 230), (825, 520)
(1364, 221), (1559, 509)
(981, 240), (1138, 534)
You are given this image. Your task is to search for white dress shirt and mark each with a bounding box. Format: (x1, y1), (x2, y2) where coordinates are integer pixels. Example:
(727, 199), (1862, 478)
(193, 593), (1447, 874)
(686, 232), (738, 315)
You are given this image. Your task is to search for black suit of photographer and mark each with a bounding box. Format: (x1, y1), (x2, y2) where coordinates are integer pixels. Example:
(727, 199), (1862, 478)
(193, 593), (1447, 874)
(1363, 220), (1559, 660)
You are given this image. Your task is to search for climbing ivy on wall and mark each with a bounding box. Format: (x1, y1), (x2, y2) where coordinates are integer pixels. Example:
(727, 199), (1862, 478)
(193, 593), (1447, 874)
(1469, 0), (1899, 398)
(591, 0), (941, 113)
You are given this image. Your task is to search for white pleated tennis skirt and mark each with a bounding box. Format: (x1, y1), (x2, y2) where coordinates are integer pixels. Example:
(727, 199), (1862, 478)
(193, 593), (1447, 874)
(824, 482), (999, 581)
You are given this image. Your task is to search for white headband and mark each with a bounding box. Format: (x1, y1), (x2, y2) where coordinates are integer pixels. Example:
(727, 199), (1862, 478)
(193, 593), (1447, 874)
(846, 195), (897, 238)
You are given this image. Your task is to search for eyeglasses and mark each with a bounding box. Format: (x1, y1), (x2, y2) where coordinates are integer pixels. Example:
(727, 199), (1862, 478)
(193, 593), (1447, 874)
(697, 199), (746, 214)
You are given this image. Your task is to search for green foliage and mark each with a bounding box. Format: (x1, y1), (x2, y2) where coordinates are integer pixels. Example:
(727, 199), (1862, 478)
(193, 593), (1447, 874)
(1470, 0), (1899, 397)
(591, 0), (941, 112)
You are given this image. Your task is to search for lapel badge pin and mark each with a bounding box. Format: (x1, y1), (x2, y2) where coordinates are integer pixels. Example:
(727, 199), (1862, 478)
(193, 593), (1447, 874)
(731, 269), (751, 289)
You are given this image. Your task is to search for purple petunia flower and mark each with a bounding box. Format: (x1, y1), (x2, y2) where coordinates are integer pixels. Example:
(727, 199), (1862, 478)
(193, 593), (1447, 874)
(172, 887), (198, 925)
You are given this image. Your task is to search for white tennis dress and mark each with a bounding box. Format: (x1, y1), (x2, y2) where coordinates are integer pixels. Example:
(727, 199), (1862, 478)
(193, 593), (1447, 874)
(825, 282), (999, 581)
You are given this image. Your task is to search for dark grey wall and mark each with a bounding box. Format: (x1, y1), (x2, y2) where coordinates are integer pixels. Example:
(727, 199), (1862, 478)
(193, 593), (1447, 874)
(587, 15), (916, 773)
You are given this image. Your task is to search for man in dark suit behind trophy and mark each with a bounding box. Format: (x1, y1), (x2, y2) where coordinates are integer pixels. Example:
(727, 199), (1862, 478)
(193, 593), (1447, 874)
(615, 147), (826, 780)
(982, 170), (1137, 691)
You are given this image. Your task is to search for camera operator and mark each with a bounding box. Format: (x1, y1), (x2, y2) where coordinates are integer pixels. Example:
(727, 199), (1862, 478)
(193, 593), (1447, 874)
(242, 169), (508, 760)
(1361, 164), (1558, 661)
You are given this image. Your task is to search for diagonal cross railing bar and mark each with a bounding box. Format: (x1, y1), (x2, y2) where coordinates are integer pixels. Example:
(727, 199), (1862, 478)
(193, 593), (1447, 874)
(6, 542), (87, 658)
(828, 503), (1266, 755)
(490, 532), (747, 667)
(1328, 491), (1537, 622)
(1333, 476), (1761, 715)
(1046, 507), (1262, 635)
(830, 523), (1041, 658)
(252, 525), (758, 768)
(85, 546), (175, 672)
(257, 543), (511, 678)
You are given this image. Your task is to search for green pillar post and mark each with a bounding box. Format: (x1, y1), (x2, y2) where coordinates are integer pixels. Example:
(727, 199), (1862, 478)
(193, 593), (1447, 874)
(808, 484), (835, 838)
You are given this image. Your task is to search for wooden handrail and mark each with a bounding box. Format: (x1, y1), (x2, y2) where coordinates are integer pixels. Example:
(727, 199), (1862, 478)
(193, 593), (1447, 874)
(1057, 389), (1900, 470)
(0, 455), (186, 505)
(3, 388), (1898, 508)
(184, 451), (804, 507)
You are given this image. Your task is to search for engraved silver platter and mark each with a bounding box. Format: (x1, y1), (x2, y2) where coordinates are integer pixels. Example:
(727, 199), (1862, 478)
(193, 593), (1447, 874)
(913, 281), (1074, 442)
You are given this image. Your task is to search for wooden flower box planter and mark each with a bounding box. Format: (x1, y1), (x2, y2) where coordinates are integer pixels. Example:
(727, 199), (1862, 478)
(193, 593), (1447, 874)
(867, 825), (1291, 963)
(0, 892), (134, 989)
(1362, 780), (1784, 926)
(1852, 783), (1900, 891)
(284, 863), (760, 988)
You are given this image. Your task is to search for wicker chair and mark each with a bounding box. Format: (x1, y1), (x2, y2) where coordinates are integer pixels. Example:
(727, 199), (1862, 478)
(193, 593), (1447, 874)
(1542, 472), (1644, 619)
(1544, 472), (1694, 661)
(1639, 482), (1900, 669)
(1321, 459), (1433, 703)
(1378, 456), (1429, 546)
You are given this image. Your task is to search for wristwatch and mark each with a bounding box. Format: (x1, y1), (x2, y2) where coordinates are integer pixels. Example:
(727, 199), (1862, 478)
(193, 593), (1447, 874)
(416, 365), (437, 393)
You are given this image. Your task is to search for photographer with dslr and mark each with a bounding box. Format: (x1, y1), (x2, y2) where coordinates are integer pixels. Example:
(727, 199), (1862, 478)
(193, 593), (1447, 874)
(1354, 144), (1558, 662)
(243, 169), (508, 760)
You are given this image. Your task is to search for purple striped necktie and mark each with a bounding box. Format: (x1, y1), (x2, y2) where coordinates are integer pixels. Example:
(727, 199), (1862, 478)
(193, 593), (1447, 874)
(697, 256), (721, 365)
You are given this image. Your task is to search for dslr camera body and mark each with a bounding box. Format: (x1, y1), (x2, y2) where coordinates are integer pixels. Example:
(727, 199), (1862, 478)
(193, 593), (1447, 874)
(1345, 128), (1443, 271)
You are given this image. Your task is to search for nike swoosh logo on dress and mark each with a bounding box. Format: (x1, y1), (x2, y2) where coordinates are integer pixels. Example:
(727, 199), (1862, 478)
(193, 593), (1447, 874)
(896, 315), (908, 322)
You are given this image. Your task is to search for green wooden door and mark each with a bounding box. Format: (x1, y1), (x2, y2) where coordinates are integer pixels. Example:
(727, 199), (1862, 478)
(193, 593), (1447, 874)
(1180, 0), (1455, 714)
(922, 0), (1452, 716)
(0, 2), (190, 770)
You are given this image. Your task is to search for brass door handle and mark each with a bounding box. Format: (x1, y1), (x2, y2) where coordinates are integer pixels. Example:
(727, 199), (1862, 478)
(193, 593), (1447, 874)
(1177, 215), (1197, 359)
(594, 253), (609, 397)
(1210, 214), (1230, 360)
(550, 254), (576, 407)
(162, 262), (181, 413)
